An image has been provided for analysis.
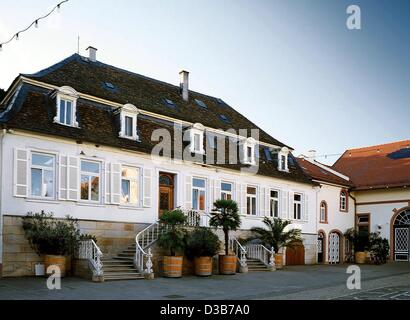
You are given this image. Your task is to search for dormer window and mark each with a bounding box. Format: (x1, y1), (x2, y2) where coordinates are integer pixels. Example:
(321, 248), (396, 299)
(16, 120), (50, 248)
(189, 123), (205, 154)
(241, 137), (256, 165)
(118, 104), (139, 141)
(278, 147), (289, 172)
(53, 86), (79, 127)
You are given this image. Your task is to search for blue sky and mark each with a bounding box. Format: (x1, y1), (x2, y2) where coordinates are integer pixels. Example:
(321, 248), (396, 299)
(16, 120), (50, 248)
(0, 0), (409, 164)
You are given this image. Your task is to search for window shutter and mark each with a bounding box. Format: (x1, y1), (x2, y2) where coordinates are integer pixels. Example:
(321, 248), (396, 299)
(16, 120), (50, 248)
(105, 162), (111, 204)
(58, 155), (68, 200)
(67, 156), (79, 201)
(304, 194), (309, 221)
(214, 179), (221, 203)
(143, 168), (152, 207)
(281, 190), (288, 219)
(241, 184), (247, 215)
(288, 191), (294, 220)
(185, 175), (192, 210)
(259, 187), (265, 216)
(235, 183), (241, 209)
(110, 163), (121, 205)
(14, 148), (28, 197)
(265, 188), (271, 217)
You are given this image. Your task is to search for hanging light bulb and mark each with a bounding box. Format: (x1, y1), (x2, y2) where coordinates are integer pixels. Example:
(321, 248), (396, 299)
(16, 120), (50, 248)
(16, 33), (19, 40)
(35, 20), (39, 28)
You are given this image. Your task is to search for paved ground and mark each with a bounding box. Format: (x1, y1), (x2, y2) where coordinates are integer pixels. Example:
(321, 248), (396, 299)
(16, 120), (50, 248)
(0, 263), (409, 300)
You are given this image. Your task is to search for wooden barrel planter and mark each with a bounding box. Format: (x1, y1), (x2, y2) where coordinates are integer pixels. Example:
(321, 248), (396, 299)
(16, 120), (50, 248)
(163, 256), (183, 278)
(275, 253), (284, 269)
(355, 252), (366, 264)
(194, 257), (213, 276)
(44, 255), (66, 277)
(219, 255), (237, 275)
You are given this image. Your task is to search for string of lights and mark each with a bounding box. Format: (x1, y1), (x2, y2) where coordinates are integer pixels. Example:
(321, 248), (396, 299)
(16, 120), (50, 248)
(0, 0), (69, 52)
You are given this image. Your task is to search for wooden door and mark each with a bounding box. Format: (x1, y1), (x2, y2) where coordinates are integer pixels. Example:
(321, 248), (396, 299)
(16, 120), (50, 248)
(158, 173), (174, 217)
(286, 242), (305, 265)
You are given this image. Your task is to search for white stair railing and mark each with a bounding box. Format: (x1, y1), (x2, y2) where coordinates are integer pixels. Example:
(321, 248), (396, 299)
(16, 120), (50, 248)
(78, 239), (103, 276)
(246, 244), (275, 268)
(185, 210), (201, 227)
(135, 222), (161, 274)
(229, 237), (247, 268)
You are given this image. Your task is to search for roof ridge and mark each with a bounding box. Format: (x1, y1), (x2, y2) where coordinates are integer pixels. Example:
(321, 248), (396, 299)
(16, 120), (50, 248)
(345, 139), (410, 153)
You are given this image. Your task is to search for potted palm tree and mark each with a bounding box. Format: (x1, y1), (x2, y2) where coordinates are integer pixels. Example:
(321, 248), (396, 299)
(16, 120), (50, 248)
(249, 217), (302, 269)
(345, 228), (370, 264)
(210, 199), (241, 275)
(157, 209), (187, 278)
(185, 227), (221, 276)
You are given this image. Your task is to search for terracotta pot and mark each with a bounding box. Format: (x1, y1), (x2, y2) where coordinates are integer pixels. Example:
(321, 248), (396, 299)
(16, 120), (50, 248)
(219, 255), (237, 275)
(44, 255), (66, 277)
(194, 257), (213, 277)
(275, 253), (284, 269)
(163, 256), (183, 278)
(355, 252), (366, 264)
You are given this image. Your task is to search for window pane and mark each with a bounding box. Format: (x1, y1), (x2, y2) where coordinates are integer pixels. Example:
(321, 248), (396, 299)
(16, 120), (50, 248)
(221, 182), (232, 192)
(274, 200), (278, 217)
(192, 189), (199, 210)
(247, 146), (252, 158)
(81, 175), (89, 200)
(193, 178), (205, 188)
(66, 101), (72, 125)
(247, 197), (251, 215)
(43, 169), (54, 198)
(90, 176), (99, 201)
(32, 154), (54, 167)
(122, 166), (139, 180)
(130, 181), (138, 203)
(247, 187), (256, 195)
(121, 179), (130, 203)
(199, 190), (205, 210)
(81, 161), (100, 174)
(194, 133), (201, 151)
(59, 100), (66, 123)
(226, 193), (232, 200)
(271, 190), (278, 198)
(252, 197), (256, 215)
(294, 194), (301, 201)
(125, 116), (133, 137)
(31, 168), (42, 196)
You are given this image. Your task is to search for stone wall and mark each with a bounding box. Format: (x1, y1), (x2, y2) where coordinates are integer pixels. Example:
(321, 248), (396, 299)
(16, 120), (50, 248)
(1, 215), (149, 277)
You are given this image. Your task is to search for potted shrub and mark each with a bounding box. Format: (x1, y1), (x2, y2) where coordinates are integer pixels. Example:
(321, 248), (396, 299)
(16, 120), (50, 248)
(157, 209), (187, 278)
(369, 232), (390, 265)
(210, 199), (241, 275)
(22, 211), (81, 277)
(249, 217), (302, 269)
(345, 228), (370, 264)
(185, 227), (221, 276)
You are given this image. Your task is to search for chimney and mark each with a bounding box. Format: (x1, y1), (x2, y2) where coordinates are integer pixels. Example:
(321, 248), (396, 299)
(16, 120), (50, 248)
(86, 46), (98, 62)
(179, 70), (189, 101)
(308, 150), (317, 159)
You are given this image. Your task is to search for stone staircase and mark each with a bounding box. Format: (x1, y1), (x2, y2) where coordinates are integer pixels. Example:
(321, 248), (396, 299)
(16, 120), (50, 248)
(246, 258), (271, 272)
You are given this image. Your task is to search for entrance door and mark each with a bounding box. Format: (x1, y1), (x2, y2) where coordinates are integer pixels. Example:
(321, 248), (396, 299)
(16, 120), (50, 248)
(286, 242), (305, 265)
(158, 173), (175, 217)
(317, 233), (324, 263)
(328, 232), (340, 264)
(393, 209), (410, 261)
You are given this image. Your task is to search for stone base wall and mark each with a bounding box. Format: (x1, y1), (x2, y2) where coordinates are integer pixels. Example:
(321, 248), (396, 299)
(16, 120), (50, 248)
(1, 215), (149, 278)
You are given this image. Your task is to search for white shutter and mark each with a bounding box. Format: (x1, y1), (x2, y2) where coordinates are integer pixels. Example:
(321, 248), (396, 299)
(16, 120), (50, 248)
(235, 183), (241, 208)
(209, 179), (214, 208)
(304, 194), (309, 221)
(288, 191), (294, 220)
(259, 187), (265, 216)
(58, 155), (68, 200)
(281, 190), (288, 219)
(67, 156), (79, 201)
(185, 175), (192, 210)
(14, 148), (28, 197)
(265, 188), (270, 217)
(111, 163), (121, 205)
(241, 184), (247, 215)
(105, 162), (111, 204)
(143, 167), (152, 207)
(214, 179), (221, 203)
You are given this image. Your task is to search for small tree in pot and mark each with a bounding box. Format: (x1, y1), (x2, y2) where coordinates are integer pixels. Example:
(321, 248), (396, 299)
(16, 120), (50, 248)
(209, 199), (241, 275)
(185, 227), (221, 276)
(249, 217), (302, 269)
(157, 209), (187, 278)
(345, 228), (370, 264)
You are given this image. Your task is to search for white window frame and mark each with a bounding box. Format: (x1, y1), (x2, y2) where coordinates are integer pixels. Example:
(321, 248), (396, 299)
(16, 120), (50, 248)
(192, 177), (206, 211)
(320, 201), (327, 223)
(246, 185), (258, 216)
(242, 138), (256, 165)
(269, 189), (280, 218)
(29, 151), (56, 200)
(80, 159), (101, 203)
(340, 191), (347, 211)
(118, 104), (139, 141)
(221, 181), (233, 200)
(189, 123), (205, 154)
(120, 165), (141, 206)
(53, 86), (79, 128)
(278, 147), (289, 172)
(293, 193), (303, 220)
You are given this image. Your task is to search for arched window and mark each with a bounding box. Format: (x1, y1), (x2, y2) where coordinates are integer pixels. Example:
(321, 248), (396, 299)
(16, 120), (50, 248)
(320, 201), (328, 223)
(340, 190), (348, 212)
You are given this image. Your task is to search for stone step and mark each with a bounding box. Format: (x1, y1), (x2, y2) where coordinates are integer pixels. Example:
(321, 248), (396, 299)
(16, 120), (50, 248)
(248, 268), (271, 272)
(103, 274), (145, 281)
(104, 269), (141, 275)
(113, 256), (134, 261)
(118, 252), (135, 257)
(103, 267), (138, 272)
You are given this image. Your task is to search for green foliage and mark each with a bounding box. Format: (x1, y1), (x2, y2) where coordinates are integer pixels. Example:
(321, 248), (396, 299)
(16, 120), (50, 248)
(369, 232), (389, 264)
(185, 227), (221, 260)
(249, 217), (302, 253)
(345, 228), (370, 252)
(22, 211), (82, 256)
(157, 209), (187, 256)
(210, 199), (241, 255)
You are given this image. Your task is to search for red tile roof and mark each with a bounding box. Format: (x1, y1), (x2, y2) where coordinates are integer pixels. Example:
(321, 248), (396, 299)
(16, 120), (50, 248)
(332, 140), (410, 190)
(296, 158), (352, 187)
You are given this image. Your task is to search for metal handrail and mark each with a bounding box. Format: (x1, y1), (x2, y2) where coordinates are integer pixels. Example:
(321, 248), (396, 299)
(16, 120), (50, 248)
(245, 244), (275, 267)
(78, 239), (103, 276)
